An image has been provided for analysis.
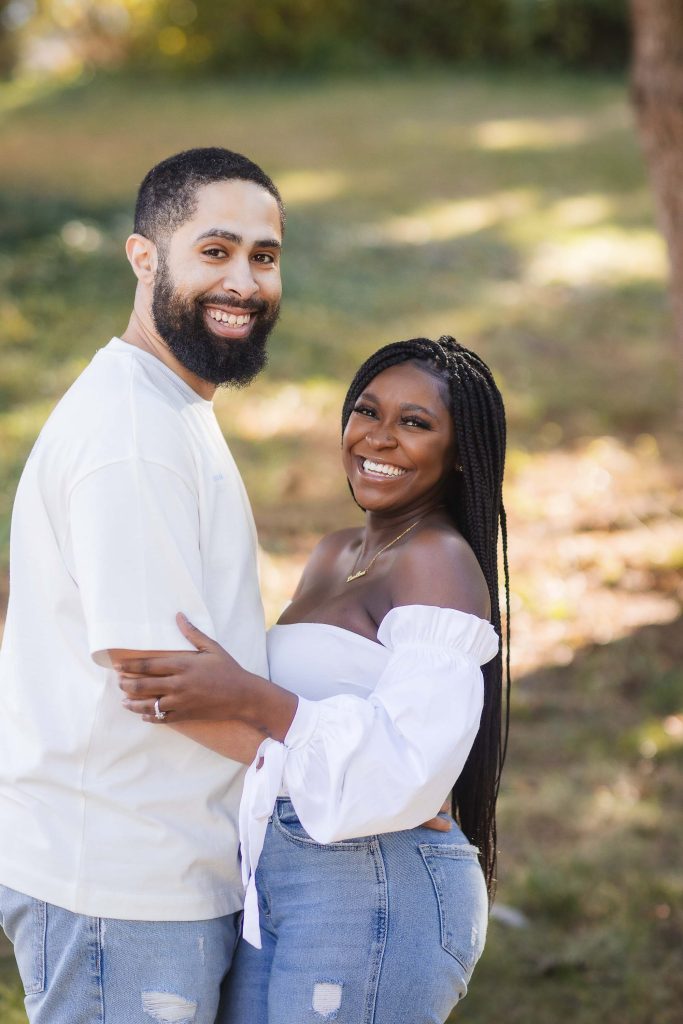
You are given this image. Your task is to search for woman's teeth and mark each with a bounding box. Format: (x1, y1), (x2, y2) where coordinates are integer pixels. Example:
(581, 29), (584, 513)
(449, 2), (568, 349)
(208, 310), (251, 326)
(363, 459), (406, 477)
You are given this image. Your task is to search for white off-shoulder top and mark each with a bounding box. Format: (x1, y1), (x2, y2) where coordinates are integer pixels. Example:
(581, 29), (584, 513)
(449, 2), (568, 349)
(239, 604), (499, 947)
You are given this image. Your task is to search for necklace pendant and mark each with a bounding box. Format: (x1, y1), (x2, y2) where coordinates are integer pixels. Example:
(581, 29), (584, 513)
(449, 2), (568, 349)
(346, 569), (368, 583)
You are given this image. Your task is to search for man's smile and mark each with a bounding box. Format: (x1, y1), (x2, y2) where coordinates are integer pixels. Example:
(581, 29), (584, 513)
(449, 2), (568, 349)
(203, 304), (254, 339)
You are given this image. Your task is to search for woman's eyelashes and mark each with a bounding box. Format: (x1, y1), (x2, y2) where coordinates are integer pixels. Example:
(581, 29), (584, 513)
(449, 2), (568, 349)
(402, 415), (431, 429)
(353, 405), (431, 430)
(353, 403), (378, 419)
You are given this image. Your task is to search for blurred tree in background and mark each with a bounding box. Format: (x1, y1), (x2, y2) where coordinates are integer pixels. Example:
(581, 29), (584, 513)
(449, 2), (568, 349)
(1, 0), (631, 79)
(0, 0), (20, 75)
(631, 0), (683, 421)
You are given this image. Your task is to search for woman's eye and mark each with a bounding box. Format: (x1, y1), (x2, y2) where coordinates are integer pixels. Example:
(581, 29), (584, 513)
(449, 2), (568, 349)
(353, 405), (376, 418)
(402, 416), (429, 429)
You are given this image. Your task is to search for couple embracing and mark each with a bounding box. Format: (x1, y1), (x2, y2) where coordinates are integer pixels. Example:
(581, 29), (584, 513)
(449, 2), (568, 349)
(0, 147), (509, 1024)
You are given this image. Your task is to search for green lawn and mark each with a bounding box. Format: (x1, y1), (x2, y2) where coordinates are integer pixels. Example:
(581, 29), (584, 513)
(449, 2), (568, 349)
(0, 69), (681, 1022)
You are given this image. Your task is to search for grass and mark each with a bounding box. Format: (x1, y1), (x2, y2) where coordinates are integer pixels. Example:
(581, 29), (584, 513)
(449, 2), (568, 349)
(0, 68), (682, 1022)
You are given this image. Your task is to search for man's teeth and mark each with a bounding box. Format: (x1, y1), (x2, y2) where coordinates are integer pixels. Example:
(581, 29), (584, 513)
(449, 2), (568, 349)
(363, 459), (406, 477)
(207, 310), (251, 326)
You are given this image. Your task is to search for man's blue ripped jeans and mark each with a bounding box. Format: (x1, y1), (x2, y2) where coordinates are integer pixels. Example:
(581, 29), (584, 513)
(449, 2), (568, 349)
(0, 883), (239, 1024)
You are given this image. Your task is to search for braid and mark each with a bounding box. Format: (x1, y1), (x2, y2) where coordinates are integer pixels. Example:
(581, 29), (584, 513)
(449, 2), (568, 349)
(341, 335), (511, 899)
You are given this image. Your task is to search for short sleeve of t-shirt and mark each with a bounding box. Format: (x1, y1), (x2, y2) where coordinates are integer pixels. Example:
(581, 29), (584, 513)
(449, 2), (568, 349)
(66, 457), (215, 664)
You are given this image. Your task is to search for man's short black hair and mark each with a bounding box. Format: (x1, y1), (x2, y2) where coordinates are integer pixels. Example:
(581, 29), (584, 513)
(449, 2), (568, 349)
(133, 147), (285, 245)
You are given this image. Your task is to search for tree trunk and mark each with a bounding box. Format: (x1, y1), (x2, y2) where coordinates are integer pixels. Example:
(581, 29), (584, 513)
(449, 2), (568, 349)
(630, 0), (683, 424)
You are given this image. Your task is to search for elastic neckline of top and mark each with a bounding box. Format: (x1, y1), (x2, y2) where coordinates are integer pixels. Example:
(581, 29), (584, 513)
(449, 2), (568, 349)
(269, 621), (383, 649)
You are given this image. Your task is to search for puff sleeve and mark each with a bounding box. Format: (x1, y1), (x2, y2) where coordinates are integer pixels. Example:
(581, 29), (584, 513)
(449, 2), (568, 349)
(239, 605), (498, 947)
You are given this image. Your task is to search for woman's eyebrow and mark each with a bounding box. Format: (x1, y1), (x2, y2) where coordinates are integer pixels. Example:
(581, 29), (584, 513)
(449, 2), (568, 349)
(357, 393), (437, 417)
(399, 402), (437, 417)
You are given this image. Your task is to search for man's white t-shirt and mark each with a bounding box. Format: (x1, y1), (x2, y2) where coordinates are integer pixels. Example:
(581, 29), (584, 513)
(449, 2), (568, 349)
(0, 338), (267, 920)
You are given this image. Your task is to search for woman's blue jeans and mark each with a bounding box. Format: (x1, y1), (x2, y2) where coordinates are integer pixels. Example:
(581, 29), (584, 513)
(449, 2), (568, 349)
(219, 798), (489, 1024)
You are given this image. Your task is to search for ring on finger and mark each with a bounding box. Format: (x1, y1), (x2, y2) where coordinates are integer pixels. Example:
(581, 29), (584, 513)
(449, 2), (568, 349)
(154, 697), (168, 721)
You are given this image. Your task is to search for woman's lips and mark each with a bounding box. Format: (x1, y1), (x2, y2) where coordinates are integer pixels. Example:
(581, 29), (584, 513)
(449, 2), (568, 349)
(356, 456), (409, 480)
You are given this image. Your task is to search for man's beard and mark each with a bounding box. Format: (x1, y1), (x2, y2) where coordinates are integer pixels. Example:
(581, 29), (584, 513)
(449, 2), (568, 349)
(151, 261), (279, 388)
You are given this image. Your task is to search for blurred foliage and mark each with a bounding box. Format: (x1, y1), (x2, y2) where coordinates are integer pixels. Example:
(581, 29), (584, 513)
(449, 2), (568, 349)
(1, 0), (631, 79)
(0, 1), (19, 75)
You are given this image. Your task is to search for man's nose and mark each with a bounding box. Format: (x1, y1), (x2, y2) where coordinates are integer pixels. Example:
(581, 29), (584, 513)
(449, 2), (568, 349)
(220, 256), (259, 300)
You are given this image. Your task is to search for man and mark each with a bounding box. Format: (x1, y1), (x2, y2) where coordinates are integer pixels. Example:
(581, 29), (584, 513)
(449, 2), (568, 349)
(0, 147), (284, 1023)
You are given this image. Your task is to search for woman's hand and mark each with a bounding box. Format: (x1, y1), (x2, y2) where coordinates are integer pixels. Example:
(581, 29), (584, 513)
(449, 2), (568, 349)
(116, 613), (251, 723)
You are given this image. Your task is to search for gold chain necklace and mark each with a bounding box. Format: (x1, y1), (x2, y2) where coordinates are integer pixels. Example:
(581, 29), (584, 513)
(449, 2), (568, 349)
(346, 517), (424, 583)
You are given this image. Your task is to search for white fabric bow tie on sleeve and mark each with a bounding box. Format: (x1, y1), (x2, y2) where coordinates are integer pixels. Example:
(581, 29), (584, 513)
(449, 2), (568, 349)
(239, 737), (287, 949)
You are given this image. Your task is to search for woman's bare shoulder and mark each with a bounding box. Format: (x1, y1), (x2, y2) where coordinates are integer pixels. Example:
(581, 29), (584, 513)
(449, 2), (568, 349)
(292, 527), (362, 595)
(390, 525), (490, 619)
(309, 526), (362, 562)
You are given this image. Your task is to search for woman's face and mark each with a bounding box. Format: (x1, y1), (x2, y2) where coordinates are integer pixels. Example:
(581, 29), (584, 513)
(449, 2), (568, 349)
(342, 361), (457, 515)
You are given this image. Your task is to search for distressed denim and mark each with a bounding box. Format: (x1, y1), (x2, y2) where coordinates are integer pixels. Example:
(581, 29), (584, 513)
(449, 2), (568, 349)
(219, 798), (488, 1024)
(0, 883), (239, 1024)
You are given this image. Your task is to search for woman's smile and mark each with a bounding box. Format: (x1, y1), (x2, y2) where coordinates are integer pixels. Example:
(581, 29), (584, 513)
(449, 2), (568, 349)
(356, 456), (410, 480)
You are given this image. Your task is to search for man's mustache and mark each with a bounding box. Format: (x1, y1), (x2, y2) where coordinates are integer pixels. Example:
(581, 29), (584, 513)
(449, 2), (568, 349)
(199, 295), (269, 314)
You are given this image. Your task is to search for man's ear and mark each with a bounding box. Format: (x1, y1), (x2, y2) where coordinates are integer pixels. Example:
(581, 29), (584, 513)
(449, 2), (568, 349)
(125, 233), (158, 285)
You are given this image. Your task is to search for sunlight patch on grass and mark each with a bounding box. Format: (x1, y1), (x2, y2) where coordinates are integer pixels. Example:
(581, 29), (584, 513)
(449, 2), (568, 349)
(258, 544), (310, 626)
(0, 400), (57, 450)
(549, 194), (615, 229)
(526, 229), (668, 287)
(214, 378), (342, 441)
(350, 190), (536, 246)
(472, 106), (628, 151)
(585, 775), (662, 831)
(504, 436), (683, 674)
(279, 170), (347, 206)
(0, 69), (79, 119)
(626, 713), (683, 761)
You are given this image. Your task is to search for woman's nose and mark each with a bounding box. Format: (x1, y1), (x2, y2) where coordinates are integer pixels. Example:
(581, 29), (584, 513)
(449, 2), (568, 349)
(366, 428), (398, 449)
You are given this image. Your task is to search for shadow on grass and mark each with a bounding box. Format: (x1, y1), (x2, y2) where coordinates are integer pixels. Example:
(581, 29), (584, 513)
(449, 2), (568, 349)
(458, 614), (683, 1024)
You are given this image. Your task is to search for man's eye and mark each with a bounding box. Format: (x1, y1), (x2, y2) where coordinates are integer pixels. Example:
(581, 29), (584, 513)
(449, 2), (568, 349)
(203, 248), (226, 258)
(252, 253), (275, 264)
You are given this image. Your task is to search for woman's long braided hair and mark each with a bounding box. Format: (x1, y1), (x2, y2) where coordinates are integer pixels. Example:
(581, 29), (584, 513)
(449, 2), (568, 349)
(341, 336), (510, 897)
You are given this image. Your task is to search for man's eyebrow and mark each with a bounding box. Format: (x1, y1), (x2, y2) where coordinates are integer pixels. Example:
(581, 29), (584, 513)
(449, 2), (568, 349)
(195, 229), (241, 244)
(194, 229), (281, 249)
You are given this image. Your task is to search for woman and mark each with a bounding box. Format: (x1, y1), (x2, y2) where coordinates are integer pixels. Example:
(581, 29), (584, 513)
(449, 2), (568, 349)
(119, 335), (510, 1023)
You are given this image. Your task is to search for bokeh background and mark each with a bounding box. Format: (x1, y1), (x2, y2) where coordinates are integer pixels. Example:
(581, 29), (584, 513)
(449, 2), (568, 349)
(1, 3), (682, 1022)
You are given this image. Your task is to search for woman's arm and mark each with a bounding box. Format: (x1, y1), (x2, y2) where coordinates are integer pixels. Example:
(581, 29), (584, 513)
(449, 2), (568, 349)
(115, 613), (298, 738)
(168, 720), (266, 763)
(110, 641), (274, 762)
